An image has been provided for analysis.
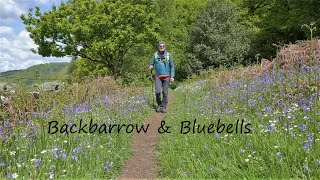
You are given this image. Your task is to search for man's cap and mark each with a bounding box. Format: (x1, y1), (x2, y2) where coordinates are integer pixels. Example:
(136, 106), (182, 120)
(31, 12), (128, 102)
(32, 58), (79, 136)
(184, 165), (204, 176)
(159, 41), (165, 46)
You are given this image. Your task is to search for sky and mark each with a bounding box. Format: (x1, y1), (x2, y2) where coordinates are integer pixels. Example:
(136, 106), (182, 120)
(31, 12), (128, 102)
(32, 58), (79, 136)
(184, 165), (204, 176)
(0, 0), (69, 73)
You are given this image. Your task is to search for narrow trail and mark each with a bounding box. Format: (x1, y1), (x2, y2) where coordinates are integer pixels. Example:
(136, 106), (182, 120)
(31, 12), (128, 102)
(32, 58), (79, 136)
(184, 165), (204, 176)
(118, 95), (174, 179)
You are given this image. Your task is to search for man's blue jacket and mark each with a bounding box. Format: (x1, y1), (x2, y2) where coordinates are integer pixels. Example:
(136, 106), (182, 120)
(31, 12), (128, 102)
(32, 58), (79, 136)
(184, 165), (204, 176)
(150, 50), (175, 78)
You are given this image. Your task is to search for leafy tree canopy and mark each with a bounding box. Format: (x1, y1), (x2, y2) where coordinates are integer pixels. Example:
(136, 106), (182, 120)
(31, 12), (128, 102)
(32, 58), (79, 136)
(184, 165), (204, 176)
(21, 0), (158, 76)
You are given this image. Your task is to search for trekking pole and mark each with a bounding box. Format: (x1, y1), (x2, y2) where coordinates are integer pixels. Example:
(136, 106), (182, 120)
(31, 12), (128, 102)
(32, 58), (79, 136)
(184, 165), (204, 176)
(151, 69), (154, 109)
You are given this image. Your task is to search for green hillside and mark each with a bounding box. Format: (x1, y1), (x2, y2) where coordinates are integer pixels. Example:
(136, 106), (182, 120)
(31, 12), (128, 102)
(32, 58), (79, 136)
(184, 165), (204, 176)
(0, 62), (69, 86)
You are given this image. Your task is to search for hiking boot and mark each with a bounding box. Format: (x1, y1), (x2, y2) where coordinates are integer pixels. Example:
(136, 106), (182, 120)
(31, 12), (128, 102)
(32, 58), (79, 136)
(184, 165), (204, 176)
(161, 107), (167, 113)
(156, 105), (161, 112)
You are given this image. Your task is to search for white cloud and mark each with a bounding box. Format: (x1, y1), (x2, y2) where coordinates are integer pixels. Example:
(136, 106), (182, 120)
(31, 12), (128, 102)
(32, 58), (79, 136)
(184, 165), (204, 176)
(39, 0), (49, 4)
(0, 28), (69, 72)
(0, 26), (15, 40)
(0, 0), (57, 23)
(0, 26), (13, 34)
(0, 0), (25, 23)
(0, 0), (69, 72)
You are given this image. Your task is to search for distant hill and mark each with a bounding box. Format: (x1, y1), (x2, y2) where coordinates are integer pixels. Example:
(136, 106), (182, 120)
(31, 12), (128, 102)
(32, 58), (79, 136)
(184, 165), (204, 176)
(0, 62), (69, 86)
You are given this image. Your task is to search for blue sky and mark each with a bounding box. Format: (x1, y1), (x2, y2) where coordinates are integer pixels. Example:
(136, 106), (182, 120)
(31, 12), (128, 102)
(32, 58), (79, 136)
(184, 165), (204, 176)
(0, 0), (69, 72)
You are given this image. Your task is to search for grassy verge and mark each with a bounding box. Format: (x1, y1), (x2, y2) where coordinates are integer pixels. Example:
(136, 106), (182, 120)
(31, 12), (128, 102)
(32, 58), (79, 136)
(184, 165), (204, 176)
(0, 78), (154, 179)
(157, 66), (320, 178)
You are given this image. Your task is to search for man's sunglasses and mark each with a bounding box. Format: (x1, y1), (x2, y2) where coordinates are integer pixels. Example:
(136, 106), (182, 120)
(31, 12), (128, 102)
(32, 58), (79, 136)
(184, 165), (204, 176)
(159, 45), (165, 48)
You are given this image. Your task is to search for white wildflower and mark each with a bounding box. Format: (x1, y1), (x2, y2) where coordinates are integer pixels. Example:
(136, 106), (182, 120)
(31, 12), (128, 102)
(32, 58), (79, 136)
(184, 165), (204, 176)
(12, 173), (18, 179)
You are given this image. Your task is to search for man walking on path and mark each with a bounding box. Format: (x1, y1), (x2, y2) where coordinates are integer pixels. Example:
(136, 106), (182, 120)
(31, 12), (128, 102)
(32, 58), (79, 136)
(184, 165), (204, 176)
(149, 41), (175, 113)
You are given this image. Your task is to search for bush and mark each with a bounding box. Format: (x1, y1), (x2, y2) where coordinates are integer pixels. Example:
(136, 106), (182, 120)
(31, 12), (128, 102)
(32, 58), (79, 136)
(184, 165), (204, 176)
(182, 0), (251, 77)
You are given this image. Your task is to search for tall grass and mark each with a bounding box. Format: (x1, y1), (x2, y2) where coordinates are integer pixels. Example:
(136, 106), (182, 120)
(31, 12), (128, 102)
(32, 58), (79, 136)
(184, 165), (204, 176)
(0, 77), (153, 179)
(157, 37), (320, 178)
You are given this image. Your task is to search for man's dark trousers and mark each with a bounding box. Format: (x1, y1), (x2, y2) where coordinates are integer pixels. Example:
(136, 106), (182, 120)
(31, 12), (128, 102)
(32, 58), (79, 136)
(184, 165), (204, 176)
(155, 76), (169, 108)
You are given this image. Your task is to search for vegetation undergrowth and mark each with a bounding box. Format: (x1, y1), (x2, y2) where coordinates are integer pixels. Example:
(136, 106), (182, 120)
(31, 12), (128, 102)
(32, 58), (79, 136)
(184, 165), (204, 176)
(157, 34), (320, 178)
(0, 77), (154, 179)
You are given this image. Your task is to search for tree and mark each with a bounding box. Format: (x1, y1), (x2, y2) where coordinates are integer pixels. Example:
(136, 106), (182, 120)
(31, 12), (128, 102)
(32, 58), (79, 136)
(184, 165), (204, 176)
(69, 58), (108, 81)
(153, 0), (208, 80)
(231, 0), (320, 59)
(255, 0), (320, 58)
(21, 0), (158, 77)
(182, 0), (251, 77)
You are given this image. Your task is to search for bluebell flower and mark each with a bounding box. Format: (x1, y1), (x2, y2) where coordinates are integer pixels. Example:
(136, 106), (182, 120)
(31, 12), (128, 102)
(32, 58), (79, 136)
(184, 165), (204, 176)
(72, 156), (78, 162)
(248, 99), (255, 107)
(303, 141), (312, 152)
(210, 167), (215, 173)
(50, 165), (55, 172)
(265, 125), (275, 132)
(73, 148), (79, 154)
(215, 133), (220, 139)
(103, 161), (113, 171)
(304, 166), (311, 173)
(35, 159), (41, 168)
(298, 124), (307, 132)
(60, 153), (67, 158)
(6, 172), (12, 178)
(1, 161), (7, 168)
(184, 171), (188, 177)
(307, 134), (314, 142)
(266, 105), (272, 114)
(276, 152), (282, 156)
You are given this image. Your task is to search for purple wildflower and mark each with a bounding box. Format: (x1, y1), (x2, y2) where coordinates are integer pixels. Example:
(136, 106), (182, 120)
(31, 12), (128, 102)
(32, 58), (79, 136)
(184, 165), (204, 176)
(303, 141), (312, 152)
(316, 160), (320, 165)
(103, 161), (113, 171)
(59, 153), (67, 159)
(282, 108), (288, 114)
(41, 112), (48, 119)
(215, 133), (220, 139)
(73, 148), (79, 154)
(50, 165), (55, 172)
(302, 65), (310, 72)
(0, 127), (5, 135)
(266, 106), (272, 114)
(6, 172), (12, 178)
(298, 124), (307, 132)
(3, 121), (12, 131)
(304, 166), (311, 173)
(307, 134), (314, 142)
(210, 167), (215, 173)
(1, 161), (7, 168)
(184, 171), (188, 177)
(276, 152), (282, 156)
(34, 158), (41, 168)
(310, 93), (316, 101)
(72, 156), (78, 162)
(298, 98), (307, 108)
(248, 99), (255, 107)
(265, 125), (275, 132)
